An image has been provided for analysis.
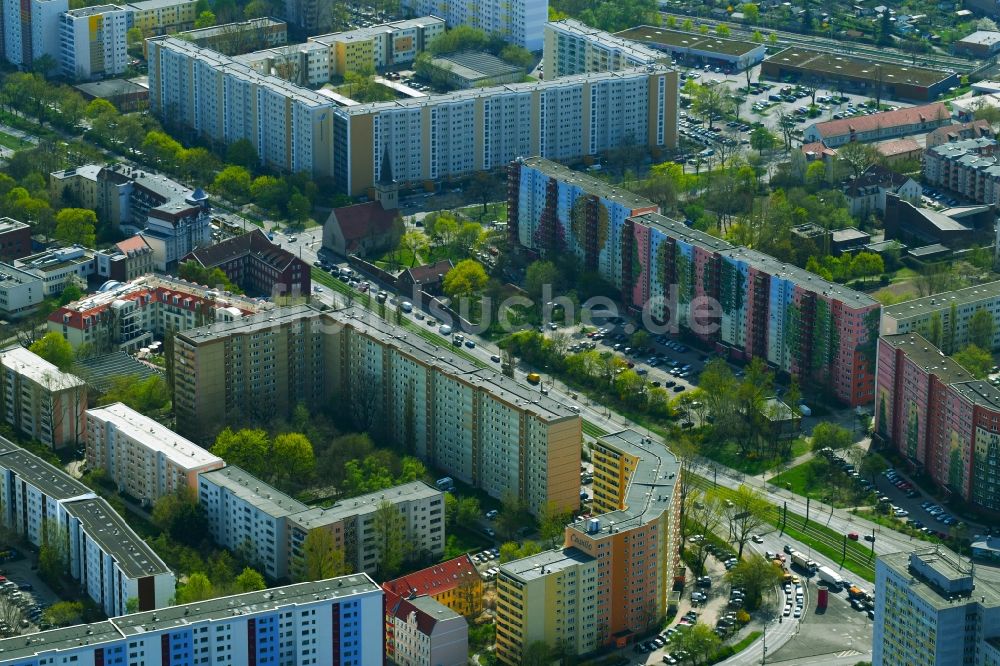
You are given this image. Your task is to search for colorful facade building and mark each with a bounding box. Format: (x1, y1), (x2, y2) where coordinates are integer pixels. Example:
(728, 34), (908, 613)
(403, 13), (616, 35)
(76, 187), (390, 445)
(59, 5), (130, 80)
(509, 157), (881, 405)
(497, 430), (682, 662)
(875, 333), (1000, 513)
(382, 555), (483, 618)
(880, 279), (1000, 353)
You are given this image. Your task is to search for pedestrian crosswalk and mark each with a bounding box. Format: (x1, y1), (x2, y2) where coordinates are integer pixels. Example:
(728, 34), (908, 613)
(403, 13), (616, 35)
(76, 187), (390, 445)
(836, 649), (862, 658)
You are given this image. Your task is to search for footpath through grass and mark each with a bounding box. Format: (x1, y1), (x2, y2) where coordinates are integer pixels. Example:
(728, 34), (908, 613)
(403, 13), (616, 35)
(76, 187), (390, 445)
(689, 474), (876, 582)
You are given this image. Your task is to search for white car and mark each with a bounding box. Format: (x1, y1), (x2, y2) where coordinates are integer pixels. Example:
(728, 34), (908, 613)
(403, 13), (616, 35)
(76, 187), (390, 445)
(794, 607), (803, 618)
(783, 605), (791, 616)
(751, 534), (764, 543)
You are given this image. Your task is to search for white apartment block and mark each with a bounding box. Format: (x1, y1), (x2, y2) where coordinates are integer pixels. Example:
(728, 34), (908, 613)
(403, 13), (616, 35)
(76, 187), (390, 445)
(234, 40), (331, 86)
(308, 16), (446, 75)
(874, 548), (1000, 666)
(13, 245), (95, 298)
(174, 305), (583, 516)
(923, 137), (1000, 205)
(147, 35), (335, 177)
(198, 465), (303, 581)
(335, 65), (678, 195)
(0, 574), (383, 666)
(59, 4), (130, 80)
(287, 481), (445, 576)
(199, 463), (445, 580)
(0, 436), (175, 616)
(402, 0), (547, 50)
(544, 19), (664, 79)
(2, 0), (67, 67)
(880, 280), (1000, 352)
(64, 497), (175, 616)
(0, 263), (45, 318)
(86, 402), (224, 504)
(0, 346), (87, 449)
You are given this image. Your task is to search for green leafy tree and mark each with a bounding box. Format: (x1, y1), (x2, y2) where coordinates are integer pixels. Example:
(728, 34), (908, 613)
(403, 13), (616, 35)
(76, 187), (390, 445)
(211, 428), (270, 477)
(176, 572), (214, 604)
(373, 500), (409, 579)
(968, 308), (995, 351)
(726, 555), (783, 609)
(442, 259), (488, 299)
(538, 501), (572, 547)
(716, 23), (731, 36)
(250, 175), (289, 214)
(953, 344), (992, 379)
(810, 421), (853, 451)
(54, 207), (97, 247)
(742, 3), (760, 22)
(851, 252), (885, 284)
(194, 10), (215, 27)
(398, 230), (429, 267)
(38, 518), (68, 585)
(29, 332), (75, 371)
(271, 432), (316, 482)
(287, 190), (311, 223)
(234, 567), (266, 592)
(178, 261), (241, 293)
(213, 165), (252, 203)
(674, 622), (723, 662)
(725, 484), (770, 558)
(524, 260), (562, 301)
(100, 375), (171, 417)
(43, 601), (83, 627)
(499, 540), (542, 563)
(497, 492), (532, 541)
(294, 528), (351, 582)
(226, 139), (259, 169)
(152, 488), (208, 548)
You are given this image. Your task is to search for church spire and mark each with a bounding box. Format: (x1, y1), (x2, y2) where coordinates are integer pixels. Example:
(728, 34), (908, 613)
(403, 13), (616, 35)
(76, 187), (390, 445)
(378, 143), (394, 185)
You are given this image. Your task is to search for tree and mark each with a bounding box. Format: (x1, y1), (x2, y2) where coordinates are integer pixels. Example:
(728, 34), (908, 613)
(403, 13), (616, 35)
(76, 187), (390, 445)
(953, 344), (992, 379)
(38, 518), (68, 585)
(194, 10), (216, 27)
(725, 485), (770, 558)
(54, 207), (97, 247)
(810, 421), (853, 451)
(750, 126), (777, 154)
(295, 528), (351, 582)
(152, 488), (208, 547)
(373, 500), (409, 578)
(271, 432), (315, 482)
(524, 260), (562, 301)
(851, 252), (885, 284)
(442, 259), (488, 299)
(674, 622), (723, 663)
(226, 139), (259, 169)
(250, 175), (289, 214)
(836, 141), (880, 181)
(497, 492), (532, 541)
(969, 308), (995, 351)
(926, 311), (943, 348)
(742, 3), (760, 22)
(178, 261), (241, 293)
(499, 540), (542, 563)
(398, 230), (429, 267)
(692, 84), (734, 129)
(29, 332), (75, 371)
(726, 555), (783, 610)
(176, 572), (214, 604)
(538, 502), (571, 547)
(213, 165), (252, 203)
(234, 567), (266, 592)
(43, 601), (83, 627)
(211, 428), (270, 477)
(446, 494), (482, 530)
(522, 641), (555, 666)
(716, 23), (731, 36)
(686, 488), (725, 574)
(101, 375), (171, 417)
(287, 191), (311, 224)
(0, 594), (24, 635)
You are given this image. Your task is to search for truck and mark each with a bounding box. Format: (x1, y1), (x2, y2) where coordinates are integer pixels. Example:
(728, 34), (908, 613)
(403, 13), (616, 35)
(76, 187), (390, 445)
(817, 565), (845, 589)
(790, 550), (818, 573)
(848, 586), (867, 600)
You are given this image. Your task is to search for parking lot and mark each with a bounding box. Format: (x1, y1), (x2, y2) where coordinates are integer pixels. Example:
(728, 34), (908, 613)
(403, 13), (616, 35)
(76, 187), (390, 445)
(0, 554), (60, 635)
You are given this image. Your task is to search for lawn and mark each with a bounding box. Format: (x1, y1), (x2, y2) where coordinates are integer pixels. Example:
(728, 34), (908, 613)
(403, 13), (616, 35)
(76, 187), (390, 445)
(699, 437), (810, 476)
(770, 458), (875, 508)
(0, 130), (30, 151)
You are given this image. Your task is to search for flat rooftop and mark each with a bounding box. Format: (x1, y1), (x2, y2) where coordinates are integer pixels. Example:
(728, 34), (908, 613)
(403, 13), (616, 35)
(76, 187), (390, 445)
(764, 47), (954, 88)
(521, 157), (658, 211)
(616, 25), (763, 57)
(65, 497), (171, 578)
(126, 0), (194, 10)
(0, 346), (86, 393)
(879, 548), (1000, 611)
(568, 429), (680, 536)
(0, 217), (28, 233)
(179, 304), (581, 423)
(0, 621), (123, 662)
(549, 19), (662, 62)
(0, 446), (92, 500)
(87, 403), (222, 470)
(65, 5), (123, 17)
(289, 482), (441, 530)
(883, 280), (1000, 320)
(178, 17), (284, 41)
(500, 547), (595, 582)
(75, 78), (149, 99)
(430, 51), (523, 80)
(310, 15), (444, 44)
(200, 466), (307, 518)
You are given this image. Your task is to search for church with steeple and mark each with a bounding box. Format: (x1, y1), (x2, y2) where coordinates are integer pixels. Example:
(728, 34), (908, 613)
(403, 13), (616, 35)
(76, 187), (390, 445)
(322, 145), (403, 257)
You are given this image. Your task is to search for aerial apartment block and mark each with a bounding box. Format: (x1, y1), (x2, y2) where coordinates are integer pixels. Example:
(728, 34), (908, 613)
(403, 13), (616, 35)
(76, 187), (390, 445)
(0, 346), (87, 449)
(543, 19), (664, 79)
(497, 430), (682, 663)
(880, 279), (1000, 352)
(923, 137), (1000, 205)
(176, 17), (288, 55)
(125, 0), (197, 35)
(510, 158), (881, 405)
(0, 436), (174, 616)
(0, 574), (383, 665)
(875, 333), (1000, 513)
(873, 547), (1000, 666)
(198, 465), (445, 580)
(0, 263), (45, 319)
(85, 402), (224, 503)
(401, 0), (547, 50)
(49, 274), (272, 353)
(308, 16), (445, 76)
(2, 0), (67, 67)
(174, 305), (582, 515)
(145, 34), (678, 197)
(0, 218), (31, 262)
(59, 4), (130, 79)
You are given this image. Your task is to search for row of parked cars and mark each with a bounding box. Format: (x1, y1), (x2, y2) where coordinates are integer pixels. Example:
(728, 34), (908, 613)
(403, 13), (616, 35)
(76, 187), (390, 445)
(0, 576), (44, 633)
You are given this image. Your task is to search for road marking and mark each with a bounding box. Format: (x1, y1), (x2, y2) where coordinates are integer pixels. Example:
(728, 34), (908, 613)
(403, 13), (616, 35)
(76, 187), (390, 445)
(836, 650), (861, 658)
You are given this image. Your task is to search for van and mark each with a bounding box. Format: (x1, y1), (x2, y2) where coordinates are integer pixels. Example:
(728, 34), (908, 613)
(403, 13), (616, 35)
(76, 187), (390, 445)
(400, 301), (413, 313)
(435, 477), (454, 492)
(526, 373), (541, 384)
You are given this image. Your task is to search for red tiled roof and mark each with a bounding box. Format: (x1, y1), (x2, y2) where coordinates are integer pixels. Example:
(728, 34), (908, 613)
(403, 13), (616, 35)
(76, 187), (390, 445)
(331, 201), (397, 249)
(812, 102), (949, 139)
(876, 137), (922, 157)
(116, 235), (151, 255)
(801, 141), (837, 157)
(402, 259), (454, 285)
(382, 554), (478, 599)
(385, 594), (439, 635)
(927, 119), (992, 143)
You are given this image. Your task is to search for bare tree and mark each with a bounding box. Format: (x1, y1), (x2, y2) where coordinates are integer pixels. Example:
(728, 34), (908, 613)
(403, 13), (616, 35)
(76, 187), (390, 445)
(724, 485), (771, 558)
(685, 488), (725, 574)
(0, 595), (24, 636)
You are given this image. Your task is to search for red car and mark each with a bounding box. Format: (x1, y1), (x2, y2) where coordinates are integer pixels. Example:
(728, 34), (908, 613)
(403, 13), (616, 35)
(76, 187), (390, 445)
(847, 532), (859, 541)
